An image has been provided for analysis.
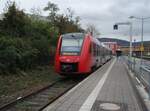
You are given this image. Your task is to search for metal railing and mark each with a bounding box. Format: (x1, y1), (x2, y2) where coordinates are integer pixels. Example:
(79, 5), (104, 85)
(140, 66), (150, 94)
(124, 56), (150, 98)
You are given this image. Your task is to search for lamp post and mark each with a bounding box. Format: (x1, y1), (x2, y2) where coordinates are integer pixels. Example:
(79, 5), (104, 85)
(113, 22), (133, 60)
(129, 16), (150, 67)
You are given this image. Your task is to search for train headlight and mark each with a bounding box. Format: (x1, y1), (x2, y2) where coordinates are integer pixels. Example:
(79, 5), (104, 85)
(66, 59), (70, 62)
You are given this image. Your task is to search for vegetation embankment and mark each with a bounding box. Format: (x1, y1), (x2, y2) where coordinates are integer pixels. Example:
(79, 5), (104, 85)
(0, 1), (83, 74)
(0, 1), (83, 105)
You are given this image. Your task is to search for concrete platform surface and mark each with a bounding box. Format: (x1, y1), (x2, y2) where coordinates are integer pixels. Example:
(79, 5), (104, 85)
(43, 58), (144, 111)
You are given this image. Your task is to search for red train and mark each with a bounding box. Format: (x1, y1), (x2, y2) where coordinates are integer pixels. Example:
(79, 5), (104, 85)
(55, 33), (112, 76)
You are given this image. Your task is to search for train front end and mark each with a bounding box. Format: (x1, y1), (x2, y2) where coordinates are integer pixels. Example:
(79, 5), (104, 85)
(55, 33), (91, 75)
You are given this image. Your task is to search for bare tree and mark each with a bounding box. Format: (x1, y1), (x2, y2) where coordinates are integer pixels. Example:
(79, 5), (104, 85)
(3, 0), (13, 13)
(30, 7), (42, 16)
(86, 24), (100, 37)
(30, 7), (42, 20)
(75, 16), (80, 25)
(65, 8), (74, 22)
(43, 1), (59, 23)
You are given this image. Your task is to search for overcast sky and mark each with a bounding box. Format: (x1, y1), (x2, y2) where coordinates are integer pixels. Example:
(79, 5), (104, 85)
(0, 0), (150, 41)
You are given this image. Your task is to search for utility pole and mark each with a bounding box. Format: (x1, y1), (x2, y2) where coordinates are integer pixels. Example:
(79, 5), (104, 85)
(129, 16), (150, 73)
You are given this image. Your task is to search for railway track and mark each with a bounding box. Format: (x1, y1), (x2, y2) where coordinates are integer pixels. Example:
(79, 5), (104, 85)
(0, 77), (84, 111)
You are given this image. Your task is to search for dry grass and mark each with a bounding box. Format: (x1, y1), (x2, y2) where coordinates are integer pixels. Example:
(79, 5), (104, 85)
(0, 65), (61, 106)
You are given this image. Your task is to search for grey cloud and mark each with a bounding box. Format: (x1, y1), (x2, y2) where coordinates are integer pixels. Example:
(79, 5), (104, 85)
(0, 0), (150, 41)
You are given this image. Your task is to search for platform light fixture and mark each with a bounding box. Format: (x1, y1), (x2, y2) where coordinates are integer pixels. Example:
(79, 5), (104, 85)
(113, 22), (133, 59)
(113, 24), (118, 30)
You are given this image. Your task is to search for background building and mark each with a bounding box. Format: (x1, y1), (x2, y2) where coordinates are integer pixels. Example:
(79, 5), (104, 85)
(102, 42), (118, 55)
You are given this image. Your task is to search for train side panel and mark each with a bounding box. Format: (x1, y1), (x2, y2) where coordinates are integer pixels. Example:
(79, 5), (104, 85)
(78, 35), (92, 73)
(55, 36), (62, 73)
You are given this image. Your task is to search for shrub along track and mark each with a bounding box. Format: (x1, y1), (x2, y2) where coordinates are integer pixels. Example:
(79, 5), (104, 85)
(0, 77), (84, 111)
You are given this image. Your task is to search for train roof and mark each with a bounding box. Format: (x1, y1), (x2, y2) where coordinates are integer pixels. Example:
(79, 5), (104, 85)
(101, 43), (112, 50)
(94, 38), (101, 45)
(61, 33), (85, 38)
(61, 33), (111, 51)
(92, 38), (111, 51)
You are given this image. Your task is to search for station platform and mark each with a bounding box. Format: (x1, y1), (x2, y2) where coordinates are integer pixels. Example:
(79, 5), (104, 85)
(43, 58), (145, 111)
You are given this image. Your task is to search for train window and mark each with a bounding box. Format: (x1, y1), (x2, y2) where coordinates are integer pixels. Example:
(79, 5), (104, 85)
(97, 45), (99, 56)
(61, 37), (84, 55)
(93, 43), (96, 56)
(98, 46), (100, 56)
(103, 48), (105, 56)
(97, 45), (98, 56)
(95, 45), (97, 56)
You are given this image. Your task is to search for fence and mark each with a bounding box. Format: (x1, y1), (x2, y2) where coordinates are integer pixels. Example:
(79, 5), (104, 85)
(124, 56), (150, 99)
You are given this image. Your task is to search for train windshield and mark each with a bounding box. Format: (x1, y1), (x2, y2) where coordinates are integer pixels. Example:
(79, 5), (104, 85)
(61, 36), (84, 55)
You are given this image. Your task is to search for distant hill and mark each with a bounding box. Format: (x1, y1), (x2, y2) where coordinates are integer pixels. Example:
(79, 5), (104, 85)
(98, 38), (150, 47)
(98, 38), (129, 46)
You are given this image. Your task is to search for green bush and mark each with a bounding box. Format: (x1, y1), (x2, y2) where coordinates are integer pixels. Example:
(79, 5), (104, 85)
(0, 1), (83, 74)
(0, 37), (40, 74)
